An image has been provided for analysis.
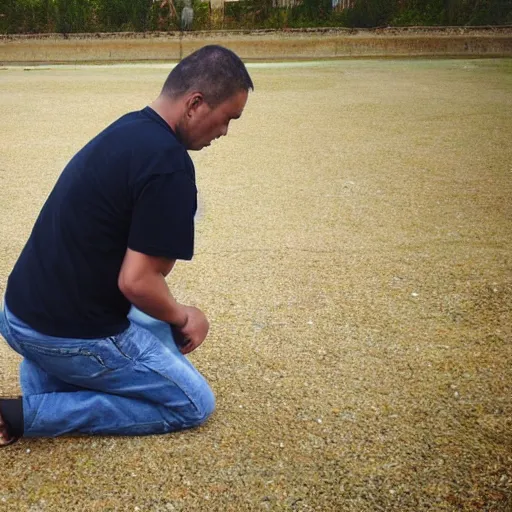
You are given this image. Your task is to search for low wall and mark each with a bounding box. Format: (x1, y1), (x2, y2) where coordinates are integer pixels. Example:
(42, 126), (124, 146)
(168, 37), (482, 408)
(1, 27), (511, 64)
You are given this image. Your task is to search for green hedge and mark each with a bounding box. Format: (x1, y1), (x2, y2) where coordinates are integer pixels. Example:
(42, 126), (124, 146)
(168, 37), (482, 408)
(0, 0), (511, 34)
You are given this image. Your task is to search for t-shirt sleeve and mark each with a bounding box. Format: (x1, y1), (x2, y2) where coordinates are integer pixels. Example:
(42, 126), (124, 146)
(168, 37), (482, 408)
(128, 172), (197, 260)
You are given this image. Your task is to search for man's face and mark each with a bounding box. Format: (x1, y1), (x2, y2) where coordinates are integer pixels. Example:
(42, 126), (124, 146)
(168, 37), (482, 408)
(177, 89), (248, 151)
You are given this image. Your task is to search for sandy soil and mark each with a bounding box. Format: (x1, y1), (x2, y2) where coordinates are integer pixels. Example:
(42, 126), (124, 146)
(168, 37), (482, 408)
(0, 58), (511, 511)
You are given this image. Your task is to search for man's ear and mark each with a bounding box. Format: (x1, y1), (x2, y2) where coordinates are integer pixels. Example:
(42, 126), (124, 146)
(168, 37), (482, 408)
(186, 93), (204, 117)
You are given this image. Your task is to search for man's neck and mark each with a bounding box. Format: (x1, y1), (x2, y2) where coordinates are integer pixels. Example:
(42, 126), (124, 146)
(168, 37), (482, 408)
(149, 97), (182, 133)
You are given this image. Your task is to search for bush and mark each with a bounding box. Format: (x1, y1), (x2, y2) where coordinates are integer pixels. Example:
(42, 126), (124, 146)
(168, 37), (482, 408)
(55, 0), (97, 33)
(0, 0), (511, 34)
(1, 0), (58, 34)
(340, 0), (398, 28)
(192, 0), (210, 30)
(95, 0), (153, 33)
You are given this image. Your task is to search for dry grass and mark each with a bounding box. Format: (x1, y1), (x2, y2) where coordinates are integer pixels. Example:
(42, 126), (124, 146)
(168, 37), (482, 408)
(1, 28), (511, 64)
(1, 58), (511, 511)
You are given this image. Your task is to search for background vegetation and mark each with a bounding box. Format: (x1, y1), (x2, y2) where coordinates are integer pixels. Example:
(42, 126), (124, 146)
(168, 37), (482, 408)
(0, 0), (511, 34)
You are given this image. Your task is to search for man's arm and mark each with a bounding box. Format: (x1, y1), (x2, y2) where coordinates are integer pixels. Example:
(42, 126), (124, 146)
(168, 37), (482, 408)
(118, 248), (208, 353)
(118, 248), (186, 325)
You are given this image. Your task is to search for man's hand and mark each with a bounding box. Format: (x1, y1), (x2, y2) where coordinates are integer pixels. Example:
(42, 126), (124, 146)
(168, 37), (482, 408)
(174, 306), (209, 355)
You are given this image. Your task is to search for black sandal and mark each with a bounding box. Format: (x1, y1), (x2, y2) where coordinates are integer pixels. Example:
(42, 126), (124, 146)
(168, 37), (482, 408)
(0, 410), (19, 447)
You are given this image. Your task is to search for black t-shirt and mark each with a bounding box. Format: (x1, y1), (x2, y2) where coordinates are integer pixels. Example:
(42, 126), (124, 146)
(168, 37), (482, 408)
(6, 107), (197, 339)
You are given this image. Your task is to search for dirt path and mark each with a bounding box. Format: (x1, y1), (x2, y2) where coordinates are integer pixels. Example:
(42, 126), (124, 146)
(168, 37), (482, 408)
(1, 58), (511, 511)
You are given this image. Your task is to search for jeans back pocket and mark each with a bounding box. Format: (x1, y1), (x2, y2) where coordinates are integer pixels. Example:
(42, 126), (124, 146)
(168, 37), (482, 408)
(19, 341), (113, 381)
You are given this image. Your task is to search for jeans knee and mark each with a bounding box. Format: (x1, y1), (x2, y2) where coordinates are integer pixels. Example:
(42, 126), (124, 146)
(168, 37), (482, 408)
(161, 383), (215, 430)
(192, 385), (215, 426)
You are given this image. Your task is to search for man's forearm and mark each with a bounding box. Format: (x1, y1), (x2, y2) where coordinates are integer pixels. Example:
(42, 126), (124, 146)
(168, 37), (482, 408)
(120, 271), (187, 327)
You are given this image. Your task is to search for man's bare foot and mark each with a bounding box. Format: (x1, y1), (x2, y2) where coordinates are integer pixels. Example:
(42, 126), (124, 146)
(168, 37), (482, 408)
(0, 410), (18, 447)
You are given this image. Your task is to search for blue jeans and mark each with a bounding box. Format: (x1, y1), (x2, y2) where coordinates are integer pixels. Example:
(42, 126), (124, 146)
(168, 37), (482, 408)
(0, 302), (215, 437)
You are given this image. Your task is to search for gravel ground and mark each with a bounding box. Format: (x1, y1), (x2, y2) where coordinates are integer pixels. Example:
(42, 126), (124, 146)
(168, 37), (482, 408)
(0, 58), (511, 511)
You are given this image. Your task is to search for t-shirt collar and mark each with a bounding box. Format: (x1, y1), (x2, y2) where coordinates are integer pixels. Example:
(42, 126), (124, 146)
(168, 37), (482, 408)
(142, 106), (184, 145)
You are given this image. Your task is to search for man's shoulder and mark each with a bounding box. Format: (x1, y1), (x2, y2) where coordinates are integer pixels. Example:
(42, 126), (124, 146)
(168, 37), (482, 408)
(80, 108), (191, 174)
(101, 109), (167, 144)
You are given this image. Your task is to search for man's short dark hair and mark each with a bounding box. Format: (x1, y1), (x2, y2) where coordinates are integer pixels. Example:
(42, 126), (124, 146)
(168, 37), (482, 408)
(162, 45), (254, 107)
